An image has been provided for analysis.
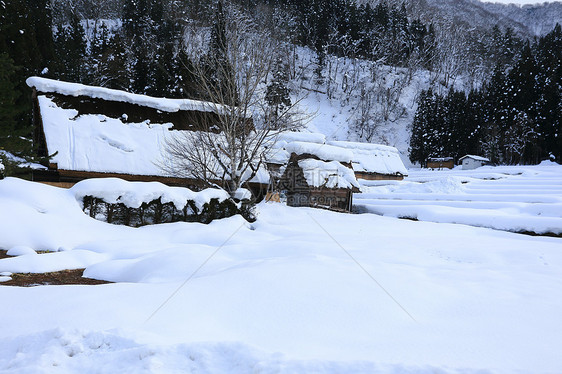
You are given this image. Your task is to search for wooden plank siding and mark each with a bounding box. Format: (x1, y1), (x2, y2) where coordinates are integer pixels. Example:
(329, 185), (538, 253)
(427, 159), (455, 169)
(277, 153), (355, 212)
(354, 171), (404, 181)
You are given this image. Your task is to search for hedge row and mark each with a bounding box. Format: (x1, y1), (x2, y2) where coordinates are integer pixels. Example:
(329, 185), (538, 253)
(82, 196), (255, 226)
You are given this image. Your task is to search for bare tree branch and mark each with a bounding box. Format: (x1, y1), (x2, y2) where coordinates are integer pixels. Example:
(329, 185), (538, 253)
(160, 3), (308, 196)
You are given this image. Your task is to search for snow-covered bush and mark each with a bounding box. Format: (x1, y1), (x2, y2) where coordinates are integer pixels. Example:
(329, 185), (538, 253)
(72, 178), (255, 225)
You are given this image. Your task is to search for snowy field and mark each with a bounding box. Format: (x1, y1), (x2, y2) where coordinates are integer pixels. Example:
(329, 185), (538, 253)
(1, 167), (562, 373)
(356, 161), (562, 236)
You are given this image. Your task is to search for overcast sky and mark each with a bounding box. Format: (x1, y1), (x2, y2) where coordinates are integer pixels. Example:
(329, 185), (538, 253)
(478, 0), (560, 4)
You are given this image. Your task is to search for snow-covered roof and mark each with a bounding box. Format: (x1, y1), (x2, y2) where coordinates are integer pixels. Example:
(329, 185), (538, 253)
(327, 140), (408, 176)
(276, 131), (326, 144)
(266, 132), (407, 185)
(26, 76), (237, 117)
(459, 155), (490, 162)
(284, 141), (353, 163)
(37, 95), (169, 175)
(298, 159), (360, 189)
(266, 147), (291, 165)
(33, 94), (269, 184)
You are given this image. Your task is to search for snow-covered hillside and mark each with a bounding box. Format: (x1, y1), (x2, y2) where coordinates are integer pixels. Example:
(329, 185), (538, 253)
(292, 47), (441, 166)
(1, 165), (562, 373)
(477, 0), (562, 36)
(402, 0), (562, 37)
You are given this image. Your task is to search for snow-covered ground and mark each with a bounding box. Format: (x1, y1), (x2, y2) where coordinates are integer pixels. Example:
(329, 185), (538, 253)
(355, 161), (562, 235)
(1, 167), (562, 373)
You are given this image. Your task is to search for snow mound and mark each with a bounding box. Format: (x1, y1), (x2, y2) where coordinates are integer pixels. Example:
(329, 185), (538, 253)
(539, 159), (559, 166)
(71, 178), (230, 210)
(7, 246), (37, 256)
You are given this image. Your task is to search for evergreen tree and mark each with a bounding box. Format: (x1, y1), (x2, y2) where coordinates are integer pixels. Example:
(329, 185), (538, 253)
(0, 0), (54, 155)
(104, 32), (131, 90)
(505, 42), (540, 163)
(410, 89), (434, 166)
(0, 52), (24, 151)
(266, 56), (292, 126)
(205, 0), (238, 105)
(535, 24), (562, 162)
(53, 15), (86, 82)
(123, 0), (168, 95)
(481, 64), (509, 163)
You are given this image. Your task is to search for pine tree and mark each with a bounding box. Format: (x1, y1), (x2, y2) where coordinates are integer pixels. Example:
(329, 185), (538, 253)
(466, 89), (485, 156)
(0, 0), (54, 156)
(104, 32), (131, 90)
(0, 52), (23, 151)
(410, 89), (434, 166)
(205, 0), (238, 105)
(123, 0), (168, 95)
(505, 42), (540, 164)
(481, 64), (509, 163)
(266, 56), (292, 127)
(535, 24), (562, 162)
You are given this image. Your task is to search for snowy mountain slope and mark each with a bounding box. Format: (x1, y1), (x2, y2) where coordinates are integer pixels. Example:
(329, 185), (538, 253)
(477, 0), (562, 35)
(379, 0), (562, 37)
(291, 47), (450, 166)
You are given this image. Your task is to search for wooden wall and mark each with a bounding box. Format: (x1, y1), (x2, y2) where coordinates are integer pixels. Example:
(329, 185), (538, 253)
(278, 154), (353, 212)
(427, 160), (455, 169)
(354, 172), (404, 181)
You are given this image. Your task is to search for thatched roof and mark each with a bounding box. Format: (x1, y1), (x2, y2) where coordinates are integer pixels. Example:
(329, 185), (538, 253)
(27, 77), (267, 185)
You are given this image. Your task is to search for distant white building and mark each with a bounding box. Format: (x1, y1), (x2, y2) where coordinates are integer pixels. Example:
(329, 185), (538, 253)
(459, 155), (489, 170)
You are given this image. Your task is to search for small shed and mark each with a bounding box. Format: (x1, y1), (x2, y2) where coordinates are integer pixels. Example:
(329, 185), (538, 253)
(459, 155), (489, 170)
(427, 157), (454, 169)
(266, 134), (360, 211)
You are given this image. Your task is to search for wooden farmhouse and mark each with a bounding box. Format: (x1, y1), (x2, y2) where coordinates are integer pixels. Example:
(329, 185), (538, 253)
(427, 157), (455, 169)
(26, 77), (267, 193)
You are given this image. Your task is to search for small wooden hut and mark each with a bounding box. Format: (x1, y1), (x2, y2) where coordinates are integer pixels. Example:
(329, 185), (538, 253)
(277, 153), (359, 212)
(427, 157), (454, 169)
(266, 138), (360, 212)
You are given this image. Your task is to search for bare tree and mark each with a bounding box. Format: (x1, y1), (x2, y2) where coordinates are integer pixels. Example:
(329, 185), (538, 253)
(161, 3), (306, 196)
